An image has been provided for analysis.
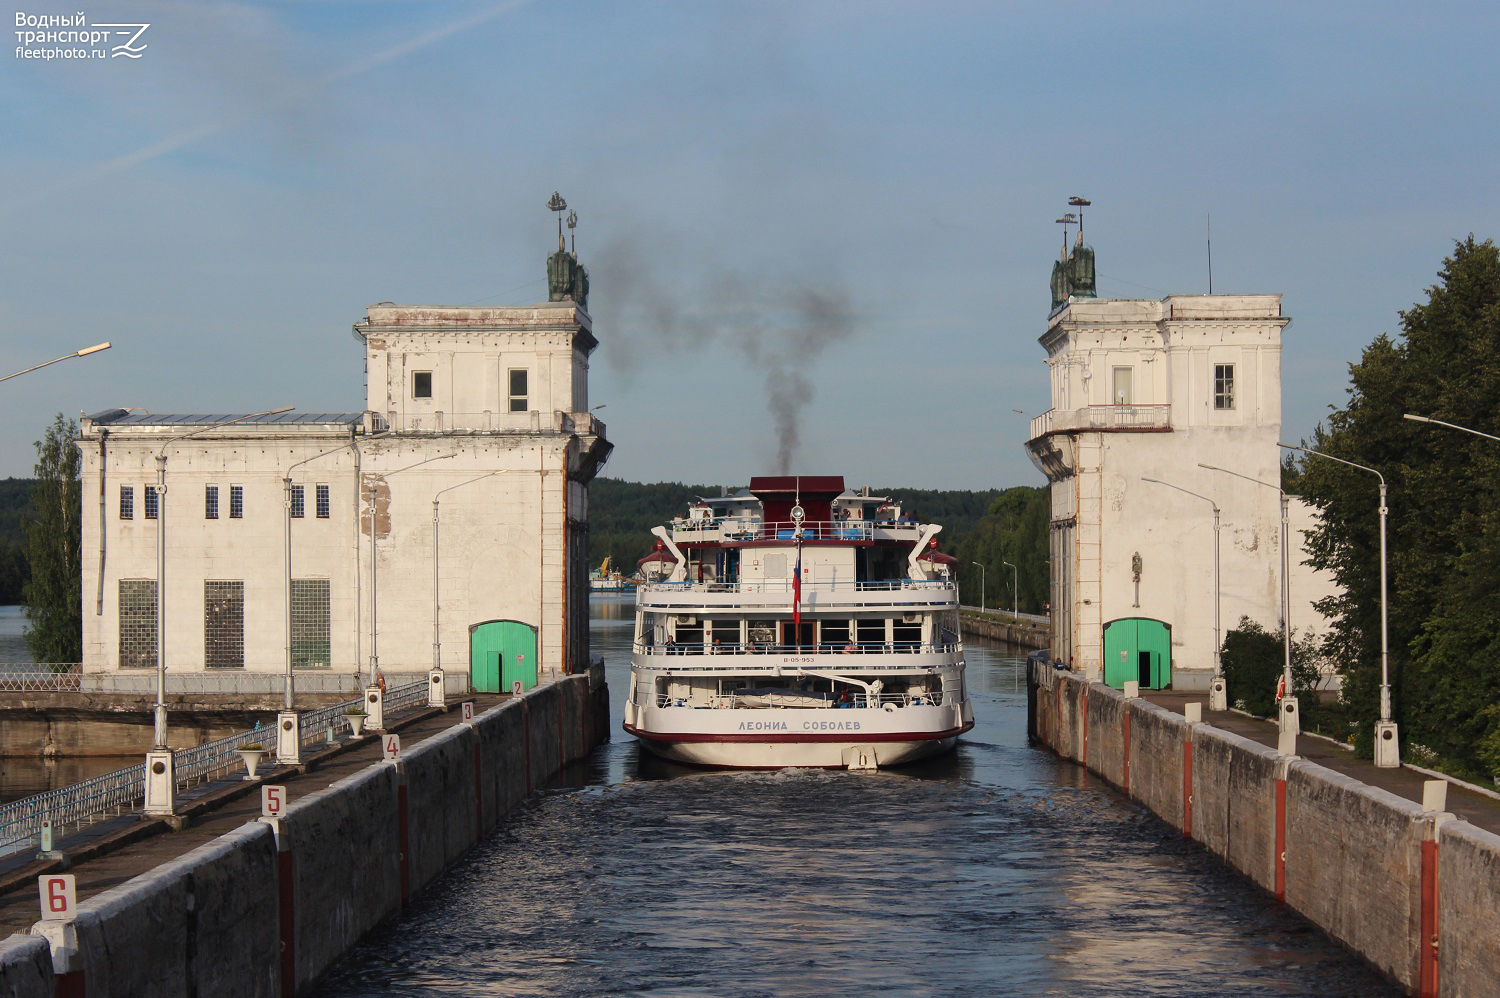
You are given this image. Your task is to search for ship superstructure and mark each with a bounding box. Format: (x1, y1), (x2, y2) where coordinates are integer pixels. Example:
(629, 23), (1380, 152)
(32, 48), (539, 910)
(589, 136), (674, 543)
(622, 475), (974, 769)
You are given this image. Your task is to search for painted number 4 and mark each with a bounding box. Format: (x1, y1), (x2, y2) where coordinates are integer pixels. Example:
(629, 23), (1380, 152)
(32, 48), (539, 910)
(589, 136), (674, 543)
(262, 785), (286, 819)
(38, 874), (75, 921)
(382, 734), (401, 761)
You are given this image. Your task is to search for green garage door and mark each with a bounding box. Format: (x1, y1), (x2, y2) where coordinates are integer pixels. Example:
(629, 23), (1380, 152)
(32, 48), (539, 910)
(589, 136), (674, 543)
(469, 620), (538, 694)
(1102, 617), (1172, 690)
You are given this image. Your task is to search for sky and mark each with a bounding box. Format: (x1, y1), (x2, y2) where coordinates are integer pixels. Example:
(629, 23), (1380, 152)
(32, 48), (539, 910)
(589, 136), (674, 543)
(4, 1), (1498, 490)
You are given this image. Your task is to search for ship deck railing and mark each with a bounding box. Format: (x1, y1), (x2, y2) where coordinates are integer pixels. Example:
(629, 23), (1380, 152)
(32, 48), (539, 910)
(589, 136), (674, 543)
(639, 579), (954, 595)
(667, 519), (923, 543)
(635, 641), (961, 658)
(653, 691), (950, 709)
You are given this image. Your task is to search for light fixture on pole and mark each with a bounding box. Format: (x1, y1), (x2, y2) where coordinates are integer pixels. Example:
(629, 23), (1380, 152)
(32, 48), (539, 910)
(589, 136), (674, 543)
(1279, 443), (1397, 767)
(1143, 477), (1223, 710)
(1003, 560), (1018, 617)
(278, 440), (353, 763)
(0, 342), (111, 383)
(368, 453), (456, 686)
(144, 405), (294, 816)
(1403, 413), (1500, 442)
(433, 471), (506, 702)
(971, 561), (985, 611)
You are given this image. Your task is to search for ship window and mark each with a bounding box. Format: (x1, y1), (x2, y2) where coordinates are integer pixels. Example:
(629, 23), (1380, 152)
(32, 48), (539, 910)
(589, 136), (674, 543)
(709, 620), (741, 650)
(413, 371), (433, 399)
(820, 620), (851, 651)
(893, 620), (922, 651)
(1214, 364), (1235, 410)
(856, 619), (887, 647)
(747, 620), (775, 648)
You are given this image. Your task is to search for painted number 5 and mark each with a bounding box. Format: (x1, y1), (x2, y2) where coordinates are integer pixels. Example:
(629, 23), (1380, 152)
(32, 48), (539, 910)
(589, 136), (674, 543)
(262, 785), (286, 818)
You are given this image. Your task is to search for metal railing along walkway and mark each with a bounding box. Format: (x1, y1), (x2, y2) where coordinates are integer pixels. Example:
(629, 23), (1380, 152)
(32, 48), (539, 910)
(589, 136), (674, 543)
(0, 680), (428, 859)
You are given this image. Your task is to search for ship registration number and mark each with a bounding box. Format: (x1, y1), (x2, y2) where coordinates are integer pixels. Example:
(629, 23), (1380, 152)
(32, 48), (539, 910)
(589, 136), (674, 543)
(781, 656), (815, 664)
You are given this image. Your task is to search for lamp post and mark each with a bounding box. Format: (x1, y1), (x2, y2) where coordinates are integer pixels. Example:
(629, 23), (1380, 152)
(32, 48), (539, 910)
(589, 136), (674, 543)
(1142, 477), (1224, 709)
(281, 441), (354, 730)
(1199, 462), (1296, 733)
(153, 406), (293, 748)
(142, 405), (293, 817)
(1003, 560), (1018, 617)
(433, 471), (506, 682)
(971, 561), (985, 611)
(1280, 443), (1397, 767)
(1403, 413), (1500, 442)
(0, 342), (110, 383)
(368, 454), (455, 685)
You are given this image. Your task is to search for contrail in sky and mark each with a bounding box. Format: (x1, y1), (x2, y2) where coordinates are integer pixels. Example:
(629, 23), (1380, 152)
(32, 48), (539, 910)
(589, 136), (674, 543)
(1, 0), (530, 219)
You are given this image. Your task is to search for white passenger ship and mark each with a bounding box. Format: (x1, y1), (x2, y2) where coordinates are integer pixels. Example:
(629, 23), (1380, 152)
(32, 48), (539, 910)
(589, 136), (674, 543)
(622, 476), (974, 769)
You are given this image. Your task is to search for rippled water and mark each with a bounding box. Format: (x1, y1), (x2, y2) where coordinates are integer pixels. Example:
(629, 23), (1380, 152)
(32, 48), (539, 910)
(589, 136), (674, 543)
(319, 597), (1395, 997)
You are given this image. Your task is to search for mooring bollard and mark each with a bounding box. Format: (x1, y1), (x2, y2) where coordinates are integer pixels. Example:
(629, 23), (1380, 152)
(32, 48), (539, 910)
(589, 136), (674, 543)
(429, 669), (447, 708)
(143, 749), (176, 816)
(277, 711), (301, 766)
(365, 684), (386, 731)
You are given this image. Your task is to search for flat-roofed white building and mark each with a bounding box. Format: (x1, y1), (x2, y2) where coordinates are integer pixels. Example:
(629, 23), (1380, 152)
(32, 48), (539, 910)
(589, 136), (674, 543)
(1025, 269), (1334, 691)
(78, 256), (610, 694)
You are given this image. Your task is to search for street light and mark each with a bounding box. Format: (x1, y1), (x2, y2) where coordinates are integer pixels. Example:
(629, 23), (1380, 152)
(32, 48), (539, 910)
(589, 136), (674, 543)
(0, 342), (111, 383)
(283, 441), (355, 712)
(433, 471), (506, 677)
(1142, 477), (1223, 709)
(1279, 443), (1398, 767)
(368, 454), (456, 685)
(154, 406), (294, 749)
(971, 561), (985, 611)
(1403, 413), (1500, 442)
(1003, 560), (1018, 617)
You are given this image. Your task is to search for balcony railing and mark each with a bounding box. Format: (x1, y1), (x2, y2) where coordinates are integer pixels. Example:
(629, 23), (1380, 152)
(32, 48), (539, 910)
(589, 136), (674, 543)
(1029, 404), (1172, 438)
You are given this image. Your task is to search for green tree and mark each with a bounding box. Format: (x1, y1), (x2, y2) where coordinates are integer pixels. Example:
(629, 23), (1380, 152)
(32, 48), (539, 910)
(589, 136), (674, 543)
(1294, 236), (1500, 772)
(1219, 616), (1325, 722)
(22, 414), (82, 664)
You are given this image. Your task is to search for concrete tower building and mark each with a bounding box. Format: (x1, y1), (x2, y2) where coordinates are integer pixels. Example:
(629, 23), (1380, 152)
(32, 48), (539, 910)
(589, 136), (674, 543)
(1025, 231), (1330, 690)
(78, 236), (610, 695)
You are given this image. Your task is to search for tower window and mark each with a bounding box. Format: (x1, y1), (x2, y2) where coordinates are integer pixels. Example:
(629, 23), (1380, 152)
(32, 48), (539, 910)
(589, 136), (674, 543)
(230, 485), (244, 519)
(1214, 364), (1236, 410)
(119, 485), (134, 520)
(290, 484), (305, 518)
(1111, 367), (1134, 405)
(316, 484), (331, 519)
(413, 371), (433, 399)
(508, 369), (529, 412)
(205, 485), (219, 519)
(144, 486), (158, 519)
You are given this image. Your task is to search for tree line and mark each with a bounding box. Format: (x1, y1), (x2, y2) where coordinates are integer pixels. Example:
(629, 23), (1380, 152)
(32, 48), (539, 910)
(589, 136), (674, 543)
(588, 477), (1050, 613)
(1222, 236), (1500, 781)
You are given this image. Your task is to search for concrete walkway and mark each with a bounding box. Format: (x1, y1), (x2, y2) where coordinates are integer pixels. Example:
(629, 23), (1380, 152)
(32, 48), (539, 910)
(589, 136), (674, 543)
(1144, 690), (1500, 837)
(0, 694), (509, 936)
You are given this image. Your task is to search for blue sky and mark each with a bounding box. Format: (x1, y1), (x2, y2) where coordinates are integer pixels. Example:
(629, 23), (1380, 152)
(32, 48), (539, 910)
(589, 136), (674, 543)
(4, 1), (1498, 489)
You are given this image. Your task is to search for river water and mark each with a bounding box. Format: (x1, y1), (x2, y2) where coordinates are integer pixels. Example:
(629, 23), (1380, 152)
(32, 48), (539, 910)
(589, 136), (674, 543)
(315, 597), (1394, 997)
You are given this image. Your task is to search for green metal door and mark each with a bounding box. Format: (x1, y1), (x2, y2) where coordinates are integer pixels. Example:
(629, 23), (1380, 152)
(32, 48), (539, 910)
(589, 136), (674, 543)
(1102, 618), (1172, 690)
(469, 620), (538, 694)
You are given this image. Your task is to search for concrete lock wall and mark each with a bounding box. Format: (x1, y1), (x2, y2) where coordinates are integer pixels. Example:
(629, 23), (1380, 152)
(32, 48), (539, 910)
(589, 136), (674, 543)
(1189, 725), (1278, 892)
(1283, 762), (1426, 990)
(1126, 700), (1187, 831)
(1028, 667), (1500, 998)
(1437, 819), (1500, 998)
(0, 933), (53, 998)
(32, 821), (280, 998)
(23, 673), (605, 996)
(1084, 682), (1125, 788)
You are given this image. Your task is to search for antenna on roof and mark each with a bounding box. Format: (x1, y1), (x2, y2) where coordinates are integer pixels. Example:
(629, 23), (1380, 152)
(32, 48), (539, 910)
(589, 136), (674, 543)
(1207, 211), (1213, 294)
(1068, 196), (1090, 245)
(1055, 213), (1077, 261)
